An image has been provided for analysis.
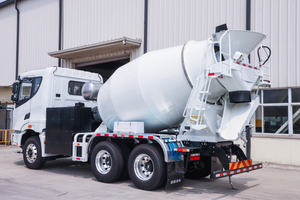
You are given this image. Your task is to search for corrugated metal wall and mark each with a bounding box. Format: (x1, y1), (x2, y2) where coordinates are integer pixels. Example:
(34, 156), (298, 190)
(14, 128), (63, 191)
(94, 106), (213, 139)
(63, 0), (144, 57)
(147, 0), (247, 51)
(0, 4), (16, 86)
(18, 0), (59, 75)
(1, 0), (300, 89)
(251, 0), (300, 88)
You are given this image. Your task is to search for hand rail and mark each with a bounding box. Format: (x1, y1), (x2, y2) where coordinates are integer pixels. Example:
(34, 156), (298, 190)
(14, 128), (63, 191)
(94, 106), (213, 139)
(0, 129), (13, 146)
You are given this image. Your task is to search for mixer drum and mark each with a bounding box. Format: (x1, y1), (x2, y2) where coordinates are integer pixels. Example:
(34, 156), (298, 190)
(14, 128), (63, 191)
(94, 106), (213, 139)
(97, 40), (224, 132)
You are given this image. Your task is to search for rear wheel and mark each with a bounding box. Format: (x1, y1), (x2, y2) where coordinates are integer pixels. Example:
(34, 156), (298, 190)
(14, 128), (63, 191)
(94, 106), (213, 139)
(128, 144), (166, 190)
(184, 156), (211, 179)
(114, 140), (131, 179)
(91, 141), (124, 183)
(23, 136), (45, 169)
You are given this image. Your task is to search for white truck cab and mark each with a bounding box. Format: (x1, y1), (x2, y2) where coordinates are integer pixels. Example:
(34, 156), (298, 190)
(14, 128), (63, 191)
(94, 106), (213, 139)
(11, 67), (102, 162)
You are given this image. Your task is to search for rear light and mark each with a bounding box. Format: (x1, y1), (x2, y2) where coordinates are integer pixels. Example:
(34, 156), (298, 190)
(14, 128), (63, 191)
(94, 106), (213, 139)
(190, 153), (200, 161)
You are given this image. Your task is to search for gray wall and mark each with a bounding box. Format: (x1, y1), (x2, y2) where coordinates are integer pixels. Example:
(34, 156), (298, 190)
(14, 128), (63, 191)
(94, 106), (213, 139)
(0, 110), (13, 129)
(1, 0), (300, 88)
(250, 0), (300, 88)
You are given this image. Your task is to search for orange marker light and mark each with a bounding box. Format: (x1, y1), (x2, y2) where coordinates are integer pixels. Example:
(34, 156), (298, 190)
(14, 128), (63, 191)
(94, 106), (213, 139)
(28, 125), (32, 129)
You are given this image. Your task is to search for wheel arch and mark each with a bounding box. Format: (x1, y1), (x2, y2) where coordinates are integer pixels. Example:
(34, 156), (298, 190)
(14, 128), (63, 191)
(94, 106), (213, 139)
(21, 129), (40, 147)
(151, 137), (173, 163)
(88, 136), (107, 157)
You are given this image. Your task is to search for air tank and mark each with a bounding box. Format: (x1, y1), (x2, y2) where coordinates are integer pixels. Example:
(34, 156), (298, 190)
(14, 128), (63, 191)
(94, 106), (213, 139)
(97, 39), (226, 132)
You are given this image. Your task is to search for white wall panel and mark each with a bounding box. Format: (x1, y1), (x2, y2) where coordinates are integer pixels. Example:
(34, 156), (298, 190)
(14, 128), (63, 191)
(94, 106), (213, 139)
(63, 0), (144, 58)
(18, 0), (59, 75)
(0, 4), (16, 86)
(251, 0), (300, 88)
(297, 1), (300, 86)
(147, 0), (246, 51)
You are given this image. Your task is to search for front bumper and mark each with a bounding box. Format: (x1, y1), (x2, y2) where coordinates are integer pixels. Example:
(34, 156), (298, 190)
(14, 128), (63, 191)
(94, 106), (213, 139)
(11, 131), (24, 146)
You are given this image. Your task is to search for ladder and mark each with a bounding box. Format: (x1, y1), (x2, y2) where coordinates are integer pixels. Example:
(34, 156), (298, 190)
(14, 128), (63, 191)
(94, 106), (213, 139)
(183, 42), (220, 130)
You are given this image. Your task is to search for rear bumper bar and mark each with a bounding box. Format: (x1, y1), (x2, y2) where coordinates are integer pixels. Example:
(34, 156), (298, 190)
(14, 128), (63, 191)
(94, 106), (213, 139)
(211, 163), (263, 179)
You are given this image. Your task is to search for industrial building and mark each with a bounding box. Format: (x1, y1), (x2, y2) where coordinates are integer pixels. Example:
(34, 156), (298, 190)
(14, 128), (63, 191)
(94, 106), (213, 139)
(0, 0), (300, 165)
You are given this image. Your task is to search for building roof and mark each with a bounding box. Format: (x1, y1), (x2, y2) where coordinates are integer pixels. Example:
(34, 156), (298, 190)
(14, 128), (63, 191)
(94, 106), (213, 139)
(0, 0), (14, 8)
(48, 37), (142, 59)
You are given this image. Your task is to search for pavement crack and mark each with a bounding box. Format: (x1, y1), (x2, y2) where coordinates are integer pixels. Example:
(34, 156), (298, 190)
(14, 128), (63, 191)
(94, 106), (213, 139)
(57, 192), (68, 197)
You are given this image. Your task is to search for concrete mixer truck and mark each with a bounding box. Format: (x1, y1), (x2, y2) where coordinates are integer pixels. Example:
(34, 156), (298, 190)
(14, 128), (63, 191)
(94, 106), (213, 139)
(11, 27), (271, 191)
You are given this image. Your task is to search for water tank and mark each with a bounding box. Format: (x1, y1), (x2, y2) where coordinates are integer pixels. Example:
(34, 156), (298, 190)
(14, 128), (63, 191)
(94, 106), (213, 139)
(97, 40), (225, 132)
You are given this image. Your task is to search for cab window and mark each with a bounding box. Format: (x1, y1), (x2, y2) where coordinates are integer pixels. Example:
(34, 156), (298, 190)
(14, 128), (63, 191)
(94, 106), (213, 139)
(18, 79), (32, 101)
(16, 77), (42, 108)
(68, 81), (84, 96)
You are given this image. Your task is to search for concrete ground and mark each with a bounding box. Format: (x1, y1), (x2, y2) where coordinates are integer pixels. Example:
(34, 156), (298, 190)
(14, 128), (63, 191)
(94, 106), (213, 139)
(1, 145), (300, 200)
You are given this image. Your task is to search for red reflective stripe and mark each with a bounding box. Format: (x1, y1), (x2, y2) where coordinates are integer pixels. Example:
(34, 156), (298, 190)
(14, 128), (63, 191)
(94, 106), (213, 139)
(246, 160), (252, 166)
(104, 134), (109, 137)
(76, 158), (80, 160)
(236, 61), (259, 70)
(220, 173), (224, 177)
(138, 135), (143, 138)
(148, 136), (154, 139)
(230, 162), (236, 170)
(241, 161), (247, 168)
(96, 133), (101, 136)
(129, 135), (134, 138)
(113, 134), (117, 137)
(208, 73), (215, 76)
(236, 161), (242, 169)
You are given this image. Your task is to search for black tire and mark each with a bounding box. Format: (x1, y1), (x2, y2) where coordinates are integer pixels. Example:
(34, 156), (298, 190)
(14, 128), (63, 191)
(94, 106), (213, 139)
(184, 156), (211, 179)
(114, 140), (131, 179)
(91, 141), (124, 183)
(23, 136), (45, 169)
(128, 144), (166, 190)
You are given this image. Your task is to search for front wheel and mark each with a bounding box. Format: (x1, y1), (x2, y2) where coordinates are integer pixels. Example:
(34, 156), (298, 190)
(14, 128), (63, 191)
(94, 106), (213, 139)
(23, 136), (45, 169)
(128, 144), (166, 190)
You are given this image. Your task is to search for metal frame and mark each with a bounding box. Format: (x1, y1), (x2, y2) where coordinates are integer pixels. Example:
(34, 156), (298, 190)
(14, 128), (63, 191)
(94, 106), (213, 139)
(72, 132), (180, 163)
(255, 88), (300, 135)
(0, 129), (13, 145)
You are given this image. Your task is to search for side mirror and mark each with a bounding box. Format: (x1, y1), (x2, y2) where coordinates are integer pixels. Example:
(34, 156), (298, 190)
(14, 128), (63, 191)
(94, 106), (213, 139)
(11, 94), (17, 102)
(12, 82), (19, 94)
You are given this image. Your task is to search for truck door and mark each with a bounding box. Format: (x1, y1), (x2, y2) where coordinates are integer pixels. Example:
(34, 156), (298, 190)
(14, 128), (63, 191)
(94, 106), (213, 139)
(13, 77), (42, 131)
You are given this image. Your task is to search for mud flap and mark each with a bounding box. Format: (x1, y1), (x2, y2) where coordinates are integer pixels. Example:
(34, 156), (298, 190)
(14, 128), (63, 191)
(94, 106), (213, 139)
(166, 162), (184, 188)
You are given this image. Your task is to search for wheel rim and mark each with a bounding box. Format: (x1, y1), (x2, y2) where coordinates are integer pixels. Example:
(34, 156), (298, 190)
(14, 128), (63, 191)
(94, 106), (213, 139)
(134, 154), (154, 181)
(26, 143), (37, 163)
(95, 150), (112, 174)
